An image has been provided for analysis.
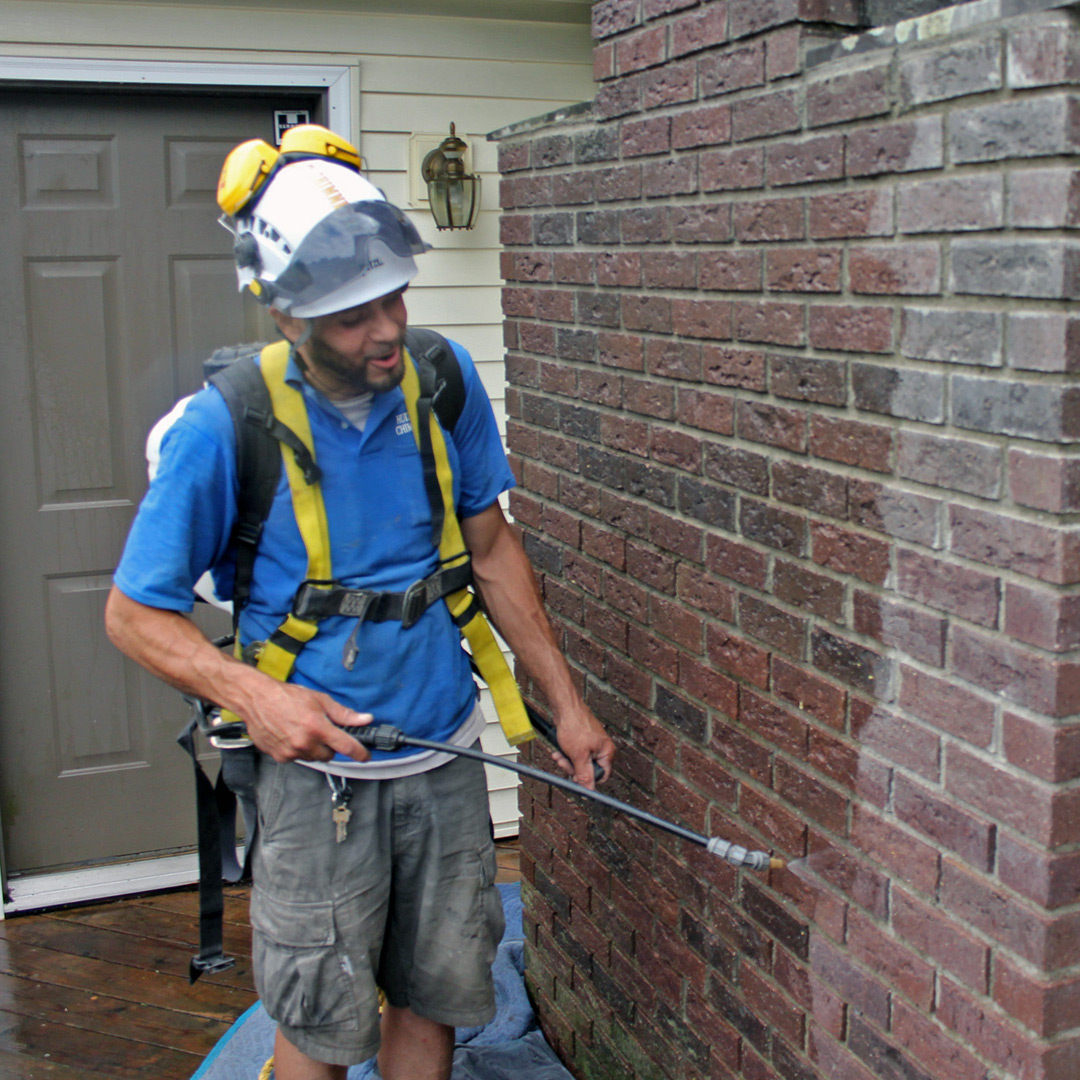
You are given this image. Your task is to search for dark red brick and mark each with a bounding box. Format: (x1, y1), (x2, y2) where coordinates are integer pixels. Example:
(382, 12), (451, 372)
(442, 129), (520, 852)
(738, 399), (808, 453)
(766, 134), (845, 187)
(808, 304), (894, 354)
(700, 249), (763, 291)
(895, 776), (995, 871)
(707, 624), (770, 687)
(1003, 712), (1080, 783)
(740, 594), (806, 657)
(734, 197), (805, 242)
(643, 59), (698, 110)
(765, 248), (842, 293)
(811, 523), (890, 585)
(807, 60), (891, 127)
(672, 103), (733, 148)
(772, 459), (847, 518)
(809, 188), (894, 238)
(899, 664), (994, 746)
(773, 560), (844, 622)
(773, 656), (847, 728)
(680, 387), (736, 435)
(734, 300), (805, 345)
(671, 2), (731, 57)
(701, 145), (765, 191)
(704, 345), (767, 389)
(809, 415), (893, 472)
(732, 88), (800, 141)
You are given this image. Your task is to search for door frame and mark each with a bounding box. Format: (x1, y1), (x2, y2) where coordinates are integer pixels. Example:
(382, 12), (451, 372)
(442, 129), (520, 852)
(0, 53), (355, 916)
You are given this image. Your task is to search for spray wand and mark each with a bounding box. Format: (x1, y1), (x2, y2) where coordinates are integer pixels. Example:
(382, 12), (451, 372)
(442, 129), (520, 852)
(204, 702), (782, 871)
(344, 705), (783, 873)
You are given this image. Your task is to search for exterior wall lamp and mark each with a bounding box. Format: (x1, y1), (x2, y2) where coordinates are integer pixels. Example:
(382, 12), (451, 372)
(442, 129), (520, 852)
(421, 123), (481, 230)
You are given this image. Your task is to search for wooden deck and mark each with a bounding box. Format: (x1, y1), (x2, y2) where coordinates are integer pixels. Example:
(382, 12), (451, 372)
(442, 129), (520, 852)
(0, 841), (520, 1079)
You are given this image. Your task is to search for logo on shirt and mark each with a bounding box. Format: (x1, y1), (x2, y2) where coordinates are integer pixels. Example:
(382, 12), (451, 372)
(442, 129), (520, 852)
(394, 411), (413, 437)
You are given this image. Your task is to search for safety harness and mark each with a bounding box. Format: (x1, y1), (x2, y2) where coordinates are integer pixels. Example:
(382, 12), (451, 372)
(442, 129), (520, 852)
(181, 328), (534, 980)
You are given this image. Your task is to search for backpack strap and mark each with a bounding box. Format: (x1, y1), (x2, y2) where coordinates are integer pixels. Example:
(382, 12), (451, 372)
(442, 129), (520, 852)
(208, 355), (280, 626)
(406, 327), (465, 433)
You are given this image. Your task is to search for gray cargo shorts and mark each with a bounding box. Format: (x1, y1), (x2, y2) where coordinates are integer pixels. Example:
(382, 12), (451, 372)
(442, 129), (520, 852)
(249, 747), (505, 1067)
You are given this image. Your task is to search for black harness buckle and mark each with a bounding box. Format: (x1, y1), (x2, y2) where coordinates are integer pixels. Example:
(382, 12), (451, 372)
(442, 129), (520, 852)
(400, 577), (432, 629)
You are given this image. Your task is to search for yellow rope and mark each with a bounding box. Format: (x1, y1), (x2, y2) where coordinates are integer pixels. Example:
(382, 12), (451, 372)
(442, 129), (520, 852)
(258, 1055), (274, 1080)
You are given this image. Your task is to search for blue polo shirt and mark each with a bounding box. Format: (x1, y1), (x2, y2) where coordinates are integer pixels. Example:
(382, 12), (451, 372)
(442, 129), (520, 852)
(114, 340), (514, 753)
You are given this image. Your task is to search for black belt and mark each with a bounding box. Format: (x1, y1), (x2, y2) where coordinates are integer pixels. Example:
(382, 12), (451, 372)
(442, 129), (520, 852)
(291, 561), (473, 630)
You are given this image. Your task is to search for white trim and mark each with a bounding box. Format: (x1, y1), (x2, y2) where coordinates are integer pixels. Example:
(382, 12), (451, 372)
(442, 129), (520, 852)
(2, 852), (211, 915)
(0, 56), (354, 136)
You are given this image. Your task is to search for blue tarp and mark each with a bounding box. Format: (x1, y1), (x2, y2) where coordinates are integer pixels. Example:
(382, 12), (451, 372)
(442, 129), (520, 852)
(191, 883), (572, 1080)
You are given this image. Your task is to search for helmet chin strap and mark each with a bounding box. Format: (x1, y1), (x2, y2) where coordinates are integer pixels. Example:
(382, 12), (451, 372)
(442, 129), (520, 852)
(289, 319), (313, 372)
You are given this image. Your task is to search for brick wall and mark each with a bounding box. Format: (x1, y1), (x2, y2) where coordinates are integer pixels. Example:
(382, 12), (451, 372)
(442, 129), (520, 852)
(493, 1), (1080, 1078)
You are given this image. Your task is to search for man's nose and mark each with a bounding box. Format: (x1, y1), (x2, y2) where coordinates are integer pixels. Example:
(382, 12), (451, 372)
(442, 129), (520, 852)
(371, 299), (405, 341)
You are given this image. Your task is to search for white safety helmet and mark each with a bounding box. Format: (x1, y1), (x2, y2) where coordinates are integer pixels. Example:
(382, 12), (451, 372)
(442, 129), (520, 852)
(218, 128), (428, 318)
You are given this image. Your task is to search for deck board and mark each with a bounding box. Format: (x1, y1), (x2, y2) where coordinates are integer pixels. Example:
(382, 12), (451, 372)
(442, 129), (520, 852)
(0, 840), (518, 1078)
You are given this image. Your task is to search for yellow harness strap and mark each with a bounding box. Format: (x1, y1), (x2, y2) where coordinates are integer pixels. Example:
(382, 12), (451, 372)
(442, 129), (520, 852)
(402, 350), (534, 746)
(250, 341), (331, 682)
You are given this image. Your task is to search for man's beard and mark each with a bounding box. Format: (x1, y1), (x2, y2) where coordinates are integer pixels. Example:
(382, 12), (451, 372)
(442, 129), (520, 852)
(306, 329), (406, 396)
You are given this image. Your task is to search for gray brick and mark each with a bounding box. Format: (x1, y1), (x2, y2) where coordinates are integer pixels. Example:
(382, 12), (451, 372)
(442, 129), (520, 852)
(951, 240), (1080, 300)
(574, 127), (621, 164)
(1007, 19), (1080, 89)
(901, 307), (1003, 366)
(847, 116), (943, 177)
(901, 33), (1003, 107)
(1008, 312), (1080, 373)
(852, 363), (945, 423)
(950, 95), (1080, 164)
(898, 430), (1002, 499)
(897, 175), (1004, 233)
(576, 210), (621, 246)
(807, 58), (891, 127)
(534, 213), (574, 245)
(1008, 168), (1080, 228)
(952, 375), (1080, 442)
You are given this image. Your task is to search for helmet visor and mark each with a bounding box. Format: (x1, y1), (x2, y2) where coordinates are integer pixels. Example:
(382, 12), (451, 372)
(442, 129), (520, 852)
(269, 200), (428, 311)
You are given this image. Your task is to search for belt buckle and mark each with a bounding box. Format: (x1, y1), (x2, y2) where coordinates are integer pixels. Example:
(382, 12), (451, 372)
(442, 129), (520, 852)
(292, 580), (319, 619)
(400, 577), (430, 629)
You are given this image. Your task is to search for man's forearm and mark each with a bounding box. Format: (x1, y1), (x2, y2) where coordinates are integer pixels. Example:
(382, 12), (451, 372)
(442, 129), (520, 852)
(103, 585), (369, 764)
(104, 585), (258, 708)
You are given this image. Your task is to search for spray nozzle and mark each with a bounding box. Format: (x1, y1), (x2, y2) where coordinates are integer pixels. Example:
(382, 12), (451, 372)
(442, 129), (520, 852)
(706, 837), (783, 871)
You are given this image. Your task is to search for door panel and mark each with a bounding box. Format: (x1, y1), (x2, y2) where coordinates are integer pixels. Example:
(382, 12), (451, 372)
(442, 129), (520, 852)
(0, 88), (317, 877)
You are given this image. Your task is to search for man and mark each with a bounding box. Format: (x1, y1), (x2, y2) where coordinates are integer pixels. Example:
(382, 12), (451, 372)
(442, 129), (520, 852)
(104, 127), (614, 1080)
